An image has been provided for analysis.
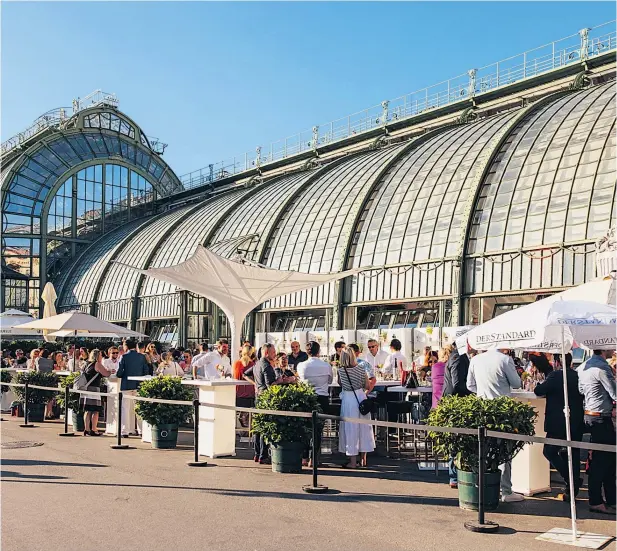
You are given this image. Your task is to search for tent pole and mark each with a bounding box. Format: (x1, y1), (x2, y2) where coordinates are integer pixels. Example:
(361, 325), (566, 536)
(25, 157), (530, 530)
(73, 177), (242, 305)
(230, 319), (239, 365)
(561, 325), (577, 541)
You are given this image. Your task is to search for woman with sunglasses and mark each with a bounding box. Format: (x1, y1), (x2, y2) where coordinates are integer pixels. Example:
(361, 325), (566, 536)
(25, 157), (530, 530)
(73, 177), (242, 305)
(180, 351), (193, 373)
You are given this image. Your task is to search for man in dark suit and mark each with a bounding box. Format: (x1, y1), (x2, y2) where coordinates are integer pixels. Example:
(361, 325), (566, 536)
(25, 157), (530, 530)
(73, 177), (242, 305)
(442, 346), (471, 489)
(116, 340), (149, 437)
(534, 353), (584, 501)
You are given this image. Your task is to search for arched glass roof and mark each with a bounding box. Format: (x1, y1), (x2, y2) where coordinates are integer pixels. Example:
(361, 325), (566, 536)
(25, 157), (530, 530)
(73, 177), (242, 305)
(95, 205), (193, 304)
(347, 112), (517, 303)
(262, 145), (406, 307)
(2, 131), (180, 221)
(208, 172), (316, 261)
(57, 217), (153, 307)
(468, 82), (616, 254)
(466, 81), (616, 295)
(140, 189), (250, 297)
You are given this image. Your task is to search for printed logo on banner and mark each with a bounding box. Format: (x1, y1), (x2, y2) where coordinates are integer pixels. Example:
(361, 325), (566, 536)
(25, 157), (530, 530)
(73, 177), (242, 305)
(475, 330), (537, 344)
(554, 318), (617, 325)
(581, 337), (617, 346)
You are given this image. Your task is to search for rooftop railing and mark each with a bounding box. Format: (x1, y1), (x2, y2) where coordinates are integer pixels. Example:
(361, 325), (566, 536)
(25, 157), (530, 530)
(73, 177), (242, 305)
(1, 90), (118, 156)
(180, 20), (616, 190)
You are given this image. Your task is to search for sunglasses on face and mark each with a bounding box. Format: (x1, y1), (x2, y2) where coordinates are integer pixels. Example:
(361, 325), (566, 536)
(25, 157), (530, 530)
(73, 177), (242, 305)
(368, 345), (378, 349)
(111, 353), (119, 356)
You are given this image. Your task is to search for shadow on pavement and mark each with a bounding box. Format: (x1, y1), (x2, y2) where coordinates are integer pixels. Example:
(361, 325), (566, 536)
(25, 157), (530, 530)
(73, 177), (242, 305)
(2, 459), (107, 468)
(1, 470), (68, 480)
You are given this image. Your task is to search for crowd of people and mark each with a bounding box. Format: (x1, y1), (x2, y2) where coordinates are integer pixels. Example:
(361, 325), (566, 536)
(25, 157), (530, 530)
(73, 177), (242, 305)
(3, 336), (615, 513)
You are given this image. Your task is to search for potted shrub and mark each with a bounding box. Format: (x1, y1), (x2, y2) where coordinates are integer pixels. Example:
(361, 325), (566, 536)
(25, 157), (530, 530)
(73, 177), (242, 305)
(56, 372), (85, 432)
(252, 383), (321, 473)
(1, 369), (12, 393)
(428, 395), (536, 511)
(13, 371), (59, 422)
(134, 376), (193, 449)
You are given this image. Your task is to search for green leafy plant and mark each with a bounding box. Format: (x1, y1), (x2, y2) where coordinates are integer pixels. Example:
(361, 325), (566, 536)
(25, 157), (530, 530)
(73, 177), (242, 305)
(13, 371), (59, 405)
(1, 370), (12, 393)
(134, 376), (193, 426)
(252, 383), (321, 445)
(55, 372), (83, 413)
(428, 395), (536, 472)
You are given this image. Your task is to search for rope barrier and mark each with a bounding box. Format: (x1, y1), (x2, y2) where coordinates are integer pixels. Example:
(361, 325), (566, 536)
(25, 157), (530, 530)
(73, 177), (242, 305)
(3, 381), (615, 452)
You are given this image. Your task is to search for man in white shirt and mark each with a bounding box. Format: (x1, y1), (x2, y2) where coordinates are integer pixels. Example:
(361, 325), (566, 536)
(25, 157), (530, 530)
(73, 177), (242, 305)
(361, 339), (389, 371)
(192, 342), (222, 381)
(297, 341), (332, 466)
(102, 346), (120, 374)
(466, 349), (524, 503)
(203, 339), (232, 378)
(383, 339), (407, 377)
(297, 341), (333, 401)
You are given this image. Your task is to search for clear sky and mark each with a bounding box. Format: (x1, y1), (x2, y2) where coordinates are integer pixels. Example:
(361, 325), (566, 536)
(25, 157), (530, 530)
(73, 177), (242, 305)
(2, 2), (614, 178)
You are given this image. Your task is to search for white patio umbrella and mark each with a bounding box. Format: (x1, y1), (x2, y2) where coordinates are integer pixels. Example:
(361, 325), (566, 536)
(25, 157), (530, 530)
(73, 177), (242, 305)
(13, 310), (147, 337)
(466, 298), (616, 542)
(41, 282), (58, 343)
(47, 329), (146, 339)
(116, 245), (362, 362)
(0, 309), (41, 338)
(14, 311), (147, 370)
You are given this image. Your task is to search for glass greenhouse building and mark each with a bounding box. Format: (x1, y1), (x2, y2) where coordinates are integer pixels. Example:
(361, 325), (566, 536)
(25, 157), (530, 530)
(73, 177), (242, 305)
(2, 25), (616, 346)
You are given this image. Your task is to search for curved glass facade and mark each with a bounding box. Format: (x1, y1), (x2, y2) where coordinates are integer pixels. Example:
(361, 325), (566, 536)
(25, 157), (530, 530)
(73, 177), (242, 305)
(5, 76), (614, 340)
(466, 81), (616, 296)
(1, 105), (182, 317)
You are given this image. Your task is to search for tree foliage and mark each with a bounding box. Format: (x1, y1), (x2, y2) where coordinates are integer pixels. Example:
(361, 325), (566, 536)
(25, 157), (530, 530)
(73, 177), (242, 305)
(13, 371), (59, 405)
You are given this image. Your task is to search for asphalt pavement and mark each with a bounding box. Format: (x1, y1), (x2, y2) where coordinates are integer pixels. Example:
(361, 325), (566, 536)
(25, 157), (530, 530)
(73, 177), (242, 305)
(1, 416), (615, 551)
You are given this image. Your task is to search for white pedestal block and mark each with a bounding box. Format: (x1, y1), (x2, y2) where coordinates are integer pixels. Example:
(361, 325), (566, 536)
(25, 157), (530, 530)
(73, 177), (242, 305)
(511, 392), (551, 496)
(142, 421), (152, 443)
(1, 388), (16, 411)
(181, 380), (252, 458)
(198, 385), (237, 458)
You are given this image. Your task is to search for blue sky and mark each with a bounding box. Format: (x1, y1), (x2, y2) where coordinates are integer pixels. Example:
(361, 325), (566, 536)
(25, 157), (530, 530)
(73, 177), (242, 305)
(2, 2), (614, 177)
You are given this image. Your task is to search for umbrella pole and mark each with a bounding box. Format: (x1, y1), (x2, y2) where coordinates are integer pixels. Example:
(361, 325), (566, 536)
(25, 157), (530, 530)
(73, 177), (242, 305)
(561, 326), (578, 541)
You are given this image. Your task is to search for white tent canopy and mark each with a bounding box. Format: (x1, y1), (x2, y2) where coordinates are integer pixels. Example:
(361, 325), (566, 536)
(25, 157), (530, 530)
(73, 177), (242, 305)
(116, 245), (362, 361)
(13, 310), (146, 339)
(0, 309), (41, 337)
(47, 329), (146, 339)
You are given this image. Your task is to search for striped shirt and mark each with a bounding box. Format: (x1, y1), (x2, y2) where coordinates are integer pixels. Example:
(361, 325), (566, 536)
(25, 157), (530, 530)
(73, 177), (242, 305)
(339, 364), (367, 391)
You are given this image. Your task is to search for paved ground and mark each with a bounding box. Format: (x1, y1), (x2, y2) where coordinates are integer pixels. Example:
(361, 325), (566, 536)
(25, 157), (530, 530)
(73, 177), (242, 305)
(1, 416), (615, 551)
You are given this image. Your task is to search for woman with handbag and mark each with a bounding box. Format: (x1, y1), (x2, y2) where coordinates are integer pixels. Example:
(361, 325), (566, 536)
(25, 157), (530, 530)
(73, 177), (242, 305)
(82, 349), (111, 436)
(338, 346), (375, 468)
(156, 352), (185, 376)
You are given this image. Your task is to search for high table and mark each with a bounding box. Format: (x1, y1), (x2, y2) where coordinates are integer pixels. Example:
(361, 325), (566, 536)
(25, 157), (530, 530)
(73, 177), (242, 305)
(182, 379), (253, 458)
(510, 390), (551, 496)
(104, 376), (130, 436)
(127, 376), (252, 457)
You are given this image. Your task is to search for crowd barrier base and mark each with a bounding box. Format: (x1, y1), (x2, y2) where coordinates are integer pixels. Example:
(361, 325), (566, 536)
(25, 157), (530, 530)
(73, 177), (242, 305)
(110, 391), (129, 450)
(187, 399), (208, 467)
(302, 410), (330, 494)
(58, 384), (75, 437)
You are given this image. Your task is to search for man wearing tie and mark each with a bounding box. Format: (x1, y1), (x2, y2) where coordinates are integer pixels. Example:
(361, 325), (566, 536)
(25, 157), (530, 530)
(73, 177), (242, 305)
(116, 340), (149, 438)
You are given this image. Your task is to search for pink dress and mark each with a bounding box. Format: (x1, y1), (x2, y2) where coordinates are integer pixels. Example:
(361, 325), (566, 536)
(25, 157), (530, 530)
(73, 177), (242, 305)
(431, 361), (446, 409)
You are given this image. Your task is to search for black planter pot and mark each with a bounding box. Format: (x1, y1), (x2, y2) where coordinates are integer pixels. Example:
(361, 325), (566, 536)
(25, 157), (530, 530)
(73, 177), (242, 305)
(271, 441), (304, 473)
(72, 411), (85, 432)
(457, 469), (501, 511)
(28, 403), (46, 422)
(151, 424), (179, 449)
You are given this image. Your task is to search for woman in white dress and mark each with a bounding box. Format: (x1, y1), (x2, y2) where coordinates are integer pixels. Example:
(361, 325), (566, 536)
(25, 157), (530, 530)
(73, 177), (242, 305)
(337, 346), (375, 468)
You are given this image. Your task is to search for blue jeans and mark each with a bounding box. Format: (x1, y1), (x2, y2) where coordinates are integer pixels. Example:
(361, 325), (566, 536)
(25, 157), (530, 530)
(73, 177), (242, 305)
(448, 457), (457, 484)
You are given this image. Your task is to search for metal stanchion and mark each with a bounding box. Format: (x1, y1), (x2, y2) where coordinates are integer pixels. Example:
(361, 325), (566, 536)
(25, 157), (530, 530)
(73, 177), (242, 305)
(465, 426), (499, 533)
(110, 391), (129, 450)
(19, 382), (35, 428)
(188, 399), (207, 467)
(59, 385), (75, 436)
(303, 410), (328, 494)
